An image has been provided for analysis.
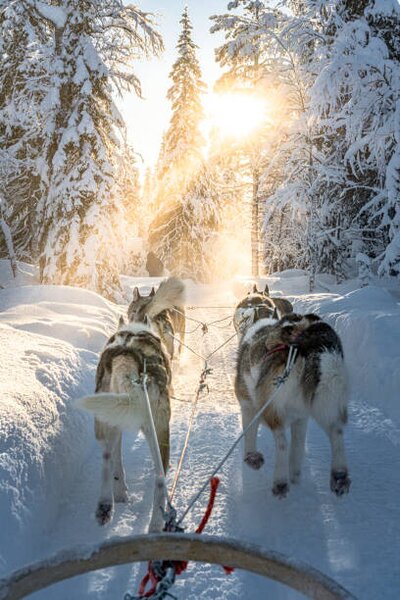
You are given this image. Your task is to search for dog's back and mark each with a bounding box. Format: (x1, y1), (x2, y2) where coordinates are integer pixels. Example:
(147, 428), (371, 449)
(127, 278), (186, 358)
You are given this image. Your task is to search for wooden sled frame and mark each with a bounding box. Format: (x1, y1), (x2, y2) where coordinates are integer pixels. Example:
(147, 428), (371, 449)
(0, 533), (357, 600)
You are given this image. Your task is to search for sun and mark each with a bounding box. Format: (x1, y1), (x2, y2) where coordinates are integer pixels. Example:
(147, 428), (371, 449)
(206, 92), (268, 139)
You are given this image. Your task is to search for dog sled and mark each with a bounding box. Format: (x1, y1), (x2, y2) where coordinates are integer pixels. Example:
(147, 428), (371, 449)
(0, 532), (357, 600)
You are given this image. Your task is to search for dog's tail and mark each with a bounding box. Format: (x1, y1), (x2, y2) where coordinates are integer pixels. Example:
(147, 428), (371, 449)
(146, 277), (185, 318)
(76, 390), (145, 432)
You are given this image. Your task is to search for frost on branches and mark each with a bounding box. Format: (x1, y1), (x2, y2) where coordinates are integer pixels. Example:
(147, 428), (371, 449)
(150, 7), (214, 279)
(0, 0), (49, 262)
(212, 0), (400, 284)
(0, 0), (162, 298)
(150, 167), (221, 281)
(158, 6), (206, 190)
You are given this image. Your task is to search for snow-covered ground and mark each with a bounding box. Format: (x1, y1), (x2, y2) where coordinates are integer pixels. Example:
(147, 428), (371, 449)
(0, 261), (399, 599)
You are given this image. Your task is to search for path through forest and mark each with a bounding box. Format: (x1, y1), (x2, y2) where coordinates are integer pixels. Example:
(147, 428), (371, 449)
(25, 278), (400, 600)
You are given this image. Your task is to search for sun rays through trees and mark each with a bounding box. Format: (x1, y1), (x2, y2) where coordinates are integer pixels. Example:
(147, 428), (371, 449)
(1, 1), (400, 292)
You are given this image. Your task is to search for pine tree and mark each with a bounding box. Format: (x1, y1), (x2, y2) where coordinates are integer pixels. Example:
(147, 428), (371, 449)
(157, 6), (206, 195)
(0, 0), (48, 261)
(35, 0), (162, 298)
(150, 7), (208, 274)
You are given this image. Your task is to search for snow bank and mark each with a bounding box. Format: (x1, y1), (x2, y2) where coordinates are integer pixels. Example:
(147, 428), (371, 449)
(0, 284), (120, 573)
(0, 259), (37, 289)
(293, 286), (400, 421)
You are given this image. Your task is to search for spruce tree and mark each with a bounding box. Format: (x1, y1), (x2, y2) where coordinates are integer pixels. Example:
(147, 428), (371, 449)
(150, 7), (209, 276)
(0, 1), (48, 261)
(157, 6), (206, 194)
(35, 0), (162, 298)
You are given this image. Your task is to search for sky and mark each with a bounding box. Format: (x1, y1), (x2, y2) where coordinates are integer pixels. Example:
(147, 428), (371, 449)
(118, 0), (228, 170)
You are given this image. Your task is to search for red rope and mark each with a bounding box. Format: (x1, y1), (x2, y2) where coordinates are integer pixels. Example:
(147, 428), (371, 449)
(136, 477), (233, 597)
(265, 343), (288, 357)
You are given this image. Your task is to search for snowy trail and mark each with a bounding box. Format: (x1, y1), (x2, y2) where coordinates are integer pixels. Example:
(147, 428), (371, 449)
(3, 278), (399, 599)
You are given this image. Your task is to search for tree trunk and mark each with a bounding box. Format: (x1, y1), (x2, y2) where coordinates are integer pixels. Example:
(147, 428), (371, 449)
(251, 167), (260, 277)
(0, 207), (18, 278)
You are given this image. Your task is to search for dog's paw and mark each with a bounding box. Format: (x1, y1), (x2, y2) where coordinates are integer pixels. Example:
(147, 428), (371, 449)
(96, 502), (113, 525)
(272, 481), (289, 498)
(330, 470), (351, 496)
(245, 451), (264, 470)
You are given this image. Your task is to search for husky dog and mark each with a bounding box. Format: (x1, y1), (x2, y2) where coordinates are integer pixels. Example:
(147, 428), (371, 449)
(233, 284), (293, 339)
(235, 313), (351, 498)
(233, 285), (278, 339)
(127, 277), (185, 360)
(77, 322), (172, 531)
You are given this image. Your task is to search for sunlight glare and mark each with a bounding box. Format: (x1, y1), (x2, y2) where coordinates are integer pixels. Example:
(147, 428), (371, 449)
(207, 93), (268, 139)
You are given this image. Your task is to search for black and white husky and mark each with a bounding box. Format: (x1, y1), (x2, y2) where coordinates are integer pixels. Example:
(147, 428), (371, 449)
(233, 284), (293, 339)
(127, 277), (185, 360)
(235, 313), (351, 498)
(77, 321), (172, 531)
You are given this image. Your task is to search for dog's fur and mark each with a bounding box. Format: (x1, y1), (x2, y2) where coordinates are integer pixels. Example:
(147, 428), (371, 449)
(127, 277), (185, 360)
(235, 312), (351, 497)
(233, 284), (293, 339)
(77, 322), (172, 531)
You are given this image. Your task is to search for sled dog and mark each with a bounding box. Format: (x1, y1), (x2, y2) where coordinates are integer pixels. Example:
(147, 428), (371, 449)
(127, 277), (185, 359)
(233, 284), (293, 339)
(235, 313), (351, 497)
(77, 321), (172, 531)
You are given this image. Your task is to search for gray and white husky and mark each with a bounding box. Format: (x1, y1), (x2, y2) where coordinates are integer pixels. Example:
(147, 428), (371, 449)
(77, 321), (172, 532)
(235, 313), (351, 498)
(233, 284), (293, 339)
(127, 277), (185, 360)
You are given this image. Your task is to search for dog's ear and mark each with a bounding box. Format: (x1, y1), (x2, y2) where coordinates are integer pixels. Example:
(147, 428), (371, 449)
(272, 307), (279, 320)
(132, 287), (141, 301)
(149, 287), (155, 297)
(118, 315), (125, 329)
(264, 284), (270, 296)
(252, 284), (259, 294)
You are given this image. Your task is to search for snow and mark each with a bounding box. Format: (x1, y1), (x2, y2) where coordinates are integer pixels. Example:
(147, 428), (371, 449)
(31, 1), (66, 29)
(0, 270), (399, 599)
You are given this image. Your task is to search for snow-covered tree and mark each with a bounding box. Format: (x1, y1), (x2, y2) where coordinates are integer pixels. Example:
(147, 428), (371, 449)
(34, 0), (162, 297)
(0, 0), (49, 261)
(212, 1), (318, 280)
(150, 7), (208, 272)
(310, 0), (400, 278)
(150, 166), (220, 281)
(156, 6), (206, 194)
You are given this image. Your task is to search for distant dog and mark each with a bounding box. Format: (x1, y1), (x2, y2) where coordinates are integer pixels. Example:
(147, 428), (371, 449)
(233, 284), (293, 339)
(127, 277), (185, 359)
(77, 321), (172, 531)
(235, 313), (351, 497)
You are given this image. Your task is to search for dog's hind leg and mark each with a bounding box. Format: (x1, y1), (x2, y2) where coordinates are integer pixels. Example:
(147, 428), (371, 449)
(240, 396), (264, 470)
(323, 422), (351, 496)
(272, 427), (290, 498)
(312, 371), (351, 496)
(289, 418), (308, 484)
(112, 432), (128, 503)
(96, 426), (120, 525)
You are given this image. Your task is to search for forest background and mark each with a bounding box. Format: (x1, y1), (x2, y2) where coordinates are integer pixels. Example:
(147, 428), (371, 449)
(1, 0), (400, 297)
